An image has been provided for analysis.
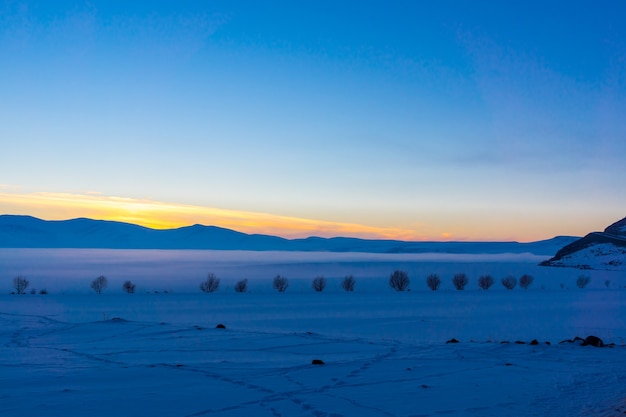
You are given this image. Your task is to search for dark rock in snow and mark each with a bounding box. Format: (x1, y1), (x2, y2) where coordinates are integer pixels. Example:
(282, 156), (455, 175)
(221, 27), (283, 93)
(582, 335), (604, 347)
(110, 317), (127, 322)
(446, 338), (460, 344)
(559, 337), (585, 345)
(560, 336), (606, 347)
(311, 359), (325, 365)
(529, 339), (539, 345)
(216, 324), (226, 329)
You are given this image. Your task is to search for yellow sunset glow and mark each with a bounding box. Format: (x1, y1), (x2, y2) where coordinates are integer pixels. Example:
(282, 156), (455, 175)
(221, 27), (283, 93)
(0, 191), (423, 240)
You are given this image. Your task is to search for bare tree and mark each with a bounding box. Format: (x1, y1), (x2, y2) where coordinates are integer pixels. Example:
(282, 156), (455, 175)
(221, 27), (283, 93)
(234, 279), (248, 293)
(519, 274), (534, 290)
(452, 273), (469, 290)
(501, 276), (517, 290)
(13, 275), (29, 294)
(312, 276), (326, 292)
(389, 270), (410, 292)
(426, 273), (441, 291)
(478, 275), (495, 290)
(91, 275), (108, 294)
(341, 275), (356, 292)
(576, 275), (591, 289)
(122, 280), (136, 294)
(272, 275), (289, 292)
(200, 273), (220, 293)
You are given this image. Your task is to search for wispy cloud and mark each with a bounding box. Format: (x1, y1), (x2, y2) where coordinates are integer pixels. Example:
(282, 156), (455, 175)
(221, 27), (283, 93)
(0, 191), (423, 240)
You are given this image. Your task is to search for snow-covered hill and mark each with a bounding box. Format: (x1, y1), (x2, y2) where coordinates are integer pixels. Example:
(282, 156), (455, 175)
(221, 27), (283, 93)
(541, 217), (626, 271)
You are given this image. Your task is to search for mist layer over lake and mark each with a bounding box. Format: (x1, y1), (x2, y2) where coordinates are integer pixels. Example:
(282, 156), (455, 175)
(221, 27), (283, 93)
(1, 249), (621, 294)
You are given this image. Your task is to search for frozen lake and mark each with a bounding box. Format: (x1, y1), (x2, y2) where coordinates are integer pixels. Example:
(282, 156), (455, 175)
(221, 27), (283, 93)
(1, 249), (622, 294)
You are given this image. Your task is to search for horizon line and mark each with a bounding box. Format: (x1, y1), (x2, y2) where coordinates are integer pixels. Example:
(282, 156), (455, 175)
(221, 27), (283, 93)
(0, 189), (589, 242)
(0, 213), (579, 244)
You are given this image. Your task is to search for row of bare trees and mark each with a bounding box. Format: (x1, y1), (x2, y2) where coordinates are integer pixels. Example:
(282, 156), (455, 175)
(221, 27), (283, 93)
(94, 271), (592, 294)
(10, 273), (339, 294)
(199, 273), (357, 293)
(8, 275), (135, 295)
(389, 270), (538, 291)
(9, 272), (594, 294)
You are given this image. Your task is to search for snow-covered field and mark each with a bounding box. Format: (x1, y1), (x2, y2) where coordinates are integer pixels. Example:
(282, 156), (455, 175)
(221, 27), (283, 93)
(1, 248), (623, 294)
(2, 249), (626, 416)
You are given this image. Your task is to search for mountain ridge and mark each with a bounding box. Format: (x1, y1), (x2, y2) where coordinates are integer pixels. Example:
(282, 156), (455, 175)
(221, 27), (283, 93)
(0, 214), (576, 255)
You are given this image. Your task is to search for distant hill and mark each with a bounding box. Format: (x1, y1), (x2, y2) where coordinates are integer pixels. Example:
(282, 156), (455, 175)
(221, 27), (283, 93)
(540, 216), (626, 270)
(0, 215), (577, 255)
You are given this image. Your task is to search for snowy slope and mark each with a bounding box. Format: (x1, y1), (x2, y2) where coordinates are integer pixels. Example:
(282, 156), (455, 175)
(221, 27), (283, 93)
(542, 216), (626, 271)
(544, 243), (626, 271)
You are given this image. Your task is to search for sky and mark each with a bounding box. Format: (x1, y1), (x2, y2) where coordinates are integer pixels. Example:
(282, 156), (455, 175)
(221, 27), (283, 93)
(1, 0), (625, 242)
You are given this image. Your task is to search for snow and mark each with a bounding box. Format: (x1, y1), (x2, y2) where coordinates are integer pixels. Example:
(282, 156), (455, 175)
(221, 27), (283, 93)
(1, 248), (622, 294)
(2, 249), (626, 416)
(548, 243), (626, 271)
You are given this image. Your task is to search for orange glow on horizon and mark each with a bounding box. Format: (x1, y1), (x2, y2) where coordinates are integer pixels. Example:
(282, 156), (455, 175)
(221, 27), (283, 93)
(0, 191), (428, 240)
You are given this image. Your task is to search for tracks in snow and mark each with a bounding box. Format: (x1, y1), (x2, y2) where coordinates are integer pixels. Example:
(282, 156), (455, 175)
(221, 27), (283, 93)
(2, 310), (626, 417)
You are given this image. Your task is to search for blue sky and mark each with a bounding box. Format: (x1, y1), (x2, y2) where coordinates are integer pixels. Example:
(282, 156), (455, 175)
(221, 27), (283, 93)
(1, 0), (625, 241)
